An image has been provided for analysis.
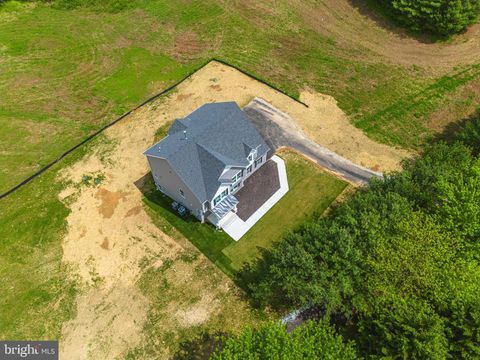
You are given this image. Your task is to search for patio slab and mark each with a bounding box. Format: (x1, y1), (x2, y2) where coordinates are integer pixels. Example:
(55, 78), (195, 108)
(222, 155), (289, 241)
(235, 160), (280, 221)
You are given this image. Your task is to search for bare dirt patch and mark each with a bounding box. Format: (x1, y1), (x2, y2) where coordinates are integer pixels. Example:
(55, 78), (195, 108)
(95, 187), (127, 218)
(57, 60), (408, 359)
(125, 205), (142, 218)
(169, 31), (206, 62)
(176, 93), (193, 102)
(174, 294), (220, 327)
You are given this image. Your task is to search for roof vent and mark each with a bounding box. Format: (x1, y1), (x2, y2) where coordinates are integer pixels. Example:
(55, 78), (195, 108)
(183, 130), (188, 140)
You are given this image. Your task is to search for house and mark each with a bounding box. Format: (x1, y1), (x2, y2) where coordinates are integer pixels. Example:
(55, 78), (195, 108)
(143, 102), (273, 229)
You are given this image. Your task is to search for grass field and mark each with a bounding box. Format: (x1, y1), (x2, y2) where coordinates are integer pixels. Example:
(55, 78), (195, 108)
(1, 0), (480, 193)
(144, 151), (348, 276)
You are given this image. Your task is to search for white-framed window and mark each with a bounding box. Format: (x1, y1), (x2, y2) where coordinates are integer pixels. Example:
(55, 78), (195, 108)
(213, 188), (229, 206)
(231, 170), (243, 183)
(179, 188), (185, 198)
(247, 165), (252, 173)
(254, 156), (263, 167)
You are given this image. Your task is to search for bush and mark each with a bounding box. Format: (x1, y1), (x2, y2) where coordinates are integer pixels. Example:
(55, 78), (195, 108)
(381, 0), (480, 36)
(210, 321), (358, 360)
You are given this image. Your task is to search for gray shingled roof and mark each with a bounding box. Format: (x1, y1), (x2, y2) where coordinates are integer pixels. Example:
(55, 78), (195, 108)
(144, 102), (270, 203)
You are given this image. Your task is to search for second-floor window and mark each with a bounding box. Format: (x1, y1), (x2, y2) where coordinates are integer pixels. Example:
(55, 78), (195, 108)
(179, 188), (185, 197)
(255, 156), (263, 168)
(231, 170), (243, 183)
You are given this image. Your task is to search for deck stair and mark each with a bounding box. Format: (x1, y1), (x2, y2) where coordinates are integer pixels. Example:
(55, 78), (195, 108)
(212, 194), (239, 219)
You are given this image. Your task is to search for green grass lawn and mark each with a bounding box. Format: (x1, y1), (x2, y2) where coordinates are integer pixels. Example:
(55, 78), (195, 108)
(144, 151), (348, 276)
(1, 0), (480, 193)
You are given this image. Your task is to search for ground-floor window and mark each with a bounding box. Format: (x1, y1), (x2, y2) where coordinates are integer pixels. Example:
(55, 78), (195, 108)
(213, 188), (229, 206)
(232, 181), (241, 191)
(254, 156), (263, 168)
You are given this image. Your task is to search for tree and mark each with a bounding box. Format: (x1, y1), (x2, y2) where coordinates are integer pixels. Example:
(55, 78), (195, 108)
(382, 0), (480, 35)
(454, 114), (480, 156)
(210, 321), (358, 360)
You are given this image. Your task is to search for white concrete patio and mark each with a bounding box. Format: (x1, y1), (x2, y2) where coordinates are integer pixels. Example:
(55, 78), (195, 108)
(222, 155), (289, 241)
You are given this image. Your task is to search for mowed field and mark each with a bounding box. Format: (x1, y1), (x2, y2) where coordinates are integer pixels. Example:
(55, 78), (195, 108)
(1, 0), (480, 358)
(1, 0), (480, 193)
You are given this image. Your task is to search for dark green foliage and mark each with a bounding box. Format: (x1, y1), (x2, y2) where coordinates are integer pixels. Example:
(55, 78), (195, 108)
(210, 321), (358, 360)
(244, 120), (480, 358)
(381, 0), (480, 35)
(454, 112), (480, 156)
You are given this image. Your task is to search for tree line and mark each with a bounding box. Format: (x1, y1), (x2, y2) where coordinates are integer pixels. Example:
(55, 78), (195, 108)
(210, 114), (480, 359)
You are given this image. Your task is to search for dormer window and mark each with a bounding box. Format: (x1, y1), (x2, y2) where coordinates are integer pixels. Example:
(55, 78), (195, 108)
(248, 149), (257, 162)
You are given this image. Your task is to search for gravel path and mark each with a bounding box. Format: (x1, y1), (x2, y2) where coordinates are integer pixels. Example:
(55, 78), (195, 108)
(244, 97), (383, 185)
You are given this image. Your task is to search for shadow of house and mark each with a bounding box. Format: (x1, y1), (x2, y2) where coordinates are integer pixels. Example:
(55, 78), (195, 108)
(134, 172), (154, 194)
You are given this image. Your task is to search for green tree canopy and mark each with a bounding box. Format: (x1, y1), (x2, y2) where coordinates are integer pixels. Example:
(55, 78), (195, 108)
(381, 0), (480, 35)
(245, 133), (480, 358)
(210, 321), (358, 360)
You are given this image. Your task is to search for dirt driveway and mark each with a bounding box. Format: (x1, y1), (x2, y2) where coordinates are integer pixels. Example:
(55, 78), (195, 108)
(244, 97), (383, 184)
(57, 61), (408, 359)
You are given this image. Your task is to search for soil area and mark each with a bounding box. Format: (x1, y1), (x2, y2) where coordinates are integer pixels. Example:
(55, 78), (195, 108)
(57, 61), (409, 359)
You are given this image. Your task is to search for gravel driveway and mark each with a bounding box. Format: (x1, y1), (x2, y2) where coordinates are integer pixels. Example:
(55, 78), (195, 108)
(244, 97), (383, 185)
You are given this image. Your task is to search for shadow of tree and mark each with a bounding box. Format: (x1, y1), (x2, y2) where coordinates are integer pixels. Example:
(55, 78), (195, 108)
(172, 332), (227, 360)
(347, 0), (444, 44)
(429, 108), (480, 155)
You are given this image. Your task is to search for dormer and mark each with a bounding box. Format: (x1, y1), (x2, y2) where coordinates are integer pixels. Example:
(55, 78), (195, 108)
(247, 149), (257, 162)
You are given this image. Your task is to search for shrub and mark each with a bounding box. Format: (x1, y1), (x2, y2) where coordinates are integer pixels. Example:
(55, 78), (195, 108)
(381, 0), (480, 36)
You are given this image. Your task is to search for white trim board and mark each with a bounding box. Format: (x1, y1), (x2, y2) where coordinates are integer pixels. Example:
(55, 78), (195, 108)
(222, 155), (289, 241)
